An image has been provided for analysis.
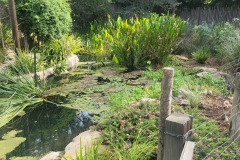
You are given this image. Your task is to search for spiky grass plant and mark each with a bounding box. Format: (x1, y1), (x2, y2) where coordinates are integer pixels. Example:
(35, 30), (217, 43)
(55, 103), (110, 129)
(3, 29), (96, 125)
(63, 139), (103, 160)
(0, 62), (42, 99)
(0, 61), (45, 128)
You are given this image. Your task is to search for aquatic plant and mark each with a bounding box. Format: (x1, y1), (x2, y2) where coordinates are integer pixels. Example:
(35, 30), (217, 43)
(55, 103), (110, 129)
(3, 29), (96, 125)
(87, 13), (187, 70)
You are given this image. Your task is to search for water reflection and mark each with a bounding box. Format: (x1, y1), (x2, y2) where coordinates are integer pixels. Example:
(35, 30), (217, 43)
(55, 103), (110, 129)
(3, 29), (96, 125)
(1, 103), (92, 159)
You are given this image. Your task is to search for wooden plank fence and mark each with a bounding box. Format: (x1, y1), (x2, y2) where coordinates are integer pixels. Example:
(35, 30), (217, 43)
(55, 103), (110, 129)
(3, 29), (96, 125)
(179, 6), (240, 25)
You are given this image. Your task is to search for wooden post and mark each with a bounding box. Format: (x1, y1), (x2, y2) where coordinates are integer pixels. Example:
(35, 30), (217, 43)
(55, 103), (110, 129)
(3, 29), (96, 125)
(8, 0), (20, 50)
(230, 72), (240, 143)
(164, 113), (192, 160)
(157, 67), (174, 160)
(0, 19), (4, 48)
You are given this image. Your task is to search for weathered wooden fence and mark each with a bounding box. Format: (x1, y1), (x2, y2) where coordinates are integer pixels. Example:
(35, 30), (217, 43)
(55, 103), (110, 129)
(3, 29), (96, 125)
(179, 6), (240, 25)
(157, 68), (195, 160)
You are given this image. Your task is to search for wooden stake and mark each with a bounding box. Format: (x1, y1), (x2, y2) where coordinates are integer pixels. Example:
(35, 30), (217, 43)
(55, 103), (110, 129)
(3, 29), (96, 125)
(157, 67), (174, 160)
(230, 72), (240, 144)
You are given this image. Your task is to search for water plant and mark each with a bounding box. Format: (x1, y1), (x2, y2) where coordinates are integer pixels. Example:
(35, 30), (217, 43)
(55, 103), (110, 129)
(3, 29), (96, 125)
(40, 34), (83, 66)
(88, 13), (187, 70)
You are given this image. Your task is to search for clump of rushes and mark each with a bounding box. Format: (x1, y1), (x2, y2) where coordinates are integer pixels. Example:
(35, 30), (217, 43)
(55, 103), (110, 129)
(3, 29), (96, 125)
(88, 13), (187, 70)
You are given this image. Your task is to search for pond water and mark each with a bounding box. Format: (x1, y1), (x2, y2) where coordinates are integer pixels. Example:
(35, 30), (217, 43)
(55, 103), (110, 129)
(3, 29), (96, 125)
(0, 103), (92, 159)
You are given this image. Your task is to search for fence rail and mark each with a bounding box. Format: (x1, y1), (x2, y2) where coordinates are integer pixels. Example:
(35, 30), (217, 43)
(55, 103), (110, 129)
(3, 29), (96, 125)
(179, 6), (240, 25)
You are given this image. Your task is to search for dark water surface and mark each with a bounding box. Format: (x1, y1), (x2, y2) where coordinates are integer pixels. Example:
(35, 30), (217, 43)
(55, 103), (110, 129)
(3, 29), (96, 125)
(0, 103), (91, 159)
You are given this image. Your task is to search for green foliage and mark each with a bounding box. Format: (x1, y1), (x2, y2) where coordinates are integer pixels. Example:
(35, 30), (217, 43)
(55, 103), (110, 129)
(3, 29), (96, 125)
(0, 48), (7, 63)
(100, 101), (158, 159)
(53, 61), (67, 75)
(71, 0), (109, 33)
(214, 22), (240, 73)
(88, 13), (187, 70)
(9, 49), (43, 74)
(16, 0), (72, 41)
(111, 0), (178, 18)
(192, 48), (210, 64)
(0, 23), (13, 47)
(63, 139), (103, 160)
(40, 34), (83, 66)
(189, 109), (240, 160)
(179, 23), (215, 55)
(0, 64), (42, 99)
(109, 133), (157, 160)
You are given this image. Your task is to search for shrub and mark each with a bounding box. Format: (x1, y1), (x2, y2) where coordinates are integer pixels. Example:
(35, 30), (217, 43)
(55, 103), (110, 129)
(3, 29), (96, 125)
(178, 23), (215, 55)
(9, 49), (44, 74)
(192, 48), (209, 64)
(71, 0), (109, 33)
(214, 22), (240, 73)
(16, 0), (72, 42)
(88, 13), (187, 70)
(40, 34), (83, 66)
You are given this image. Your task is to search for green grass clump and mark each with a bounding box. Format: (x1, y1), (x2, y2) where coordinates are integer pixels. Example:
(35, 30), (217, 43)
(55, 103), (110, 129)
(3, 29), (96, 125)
(192, 48), (210, 64)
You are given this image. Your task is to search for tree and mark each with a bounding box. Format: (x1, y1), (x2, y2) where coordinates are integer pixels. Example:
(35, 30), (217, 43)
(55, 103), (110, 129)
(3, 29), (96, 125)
(16, 0), (72, 42)
(71, 0), (109, 33)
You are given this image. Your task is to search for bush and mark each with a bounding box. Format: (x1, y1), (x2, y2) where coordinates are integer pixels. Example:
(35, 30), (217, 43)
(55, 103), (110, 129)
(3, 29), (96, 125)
(178, 23), (215, 55)
(192, 48), (209, 64)
(111, 0), (178, 18)
(214, 22), (240, 73)
(40, 34), (83, 66)
(71, 0), (109, 33)
(88, 13), (187, 70)
(9, 49), (44, 74)
(16, 0), (72, 42)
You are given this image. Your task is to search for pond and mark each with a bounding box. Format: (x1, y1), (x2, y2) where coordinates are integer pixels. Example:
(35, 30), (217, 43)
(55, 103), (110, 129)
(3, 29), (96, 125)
(0, 103), (92, 159)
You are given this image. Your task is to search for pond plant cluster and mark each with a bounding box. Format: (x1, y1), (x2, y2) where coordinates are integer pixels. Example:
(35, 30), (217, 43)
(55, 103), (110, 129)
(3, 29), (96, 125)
(0, 0), (240, 159)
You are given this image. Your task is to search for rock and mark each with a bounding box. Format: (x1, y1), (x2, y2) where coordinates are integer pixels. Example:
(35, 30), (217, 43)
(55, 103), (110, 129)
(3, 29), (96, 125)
(194, 67), (223, 78)
(196, 71), (208, 78)
(178, 99), (189, 107)
(130, 98), (160, 107)
(176, 55), (189, 61)
(40, 151), (61, 160)
(66, 54), (79, 71)
(195, 67), (217, 72)
(37, 67), (54, 80)
(64, 130), (101, 159)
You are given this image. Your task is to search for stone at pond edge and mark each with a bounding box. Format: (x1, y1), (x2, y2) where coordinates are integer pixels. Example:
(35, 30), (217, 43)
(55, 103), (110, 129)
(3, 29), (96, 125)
(64, 130), (101, 159)
(9, 156), (38, 160)
(176, 55), (189, 61)
(40, 152), (62, 160)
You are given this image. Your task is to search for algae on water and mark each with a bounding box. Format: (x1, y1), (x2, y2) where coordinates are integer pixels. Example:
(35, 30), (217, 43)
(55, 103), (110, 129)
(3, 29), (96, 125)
(0, 130), (26, 159)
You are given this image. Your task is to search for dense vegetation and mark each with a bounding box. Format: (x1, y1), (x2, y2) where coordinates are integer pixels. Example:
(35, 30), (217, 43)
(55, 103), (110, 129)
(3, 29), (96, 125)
(0, 0), (240, 159)
(16, 0), (72, 42)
